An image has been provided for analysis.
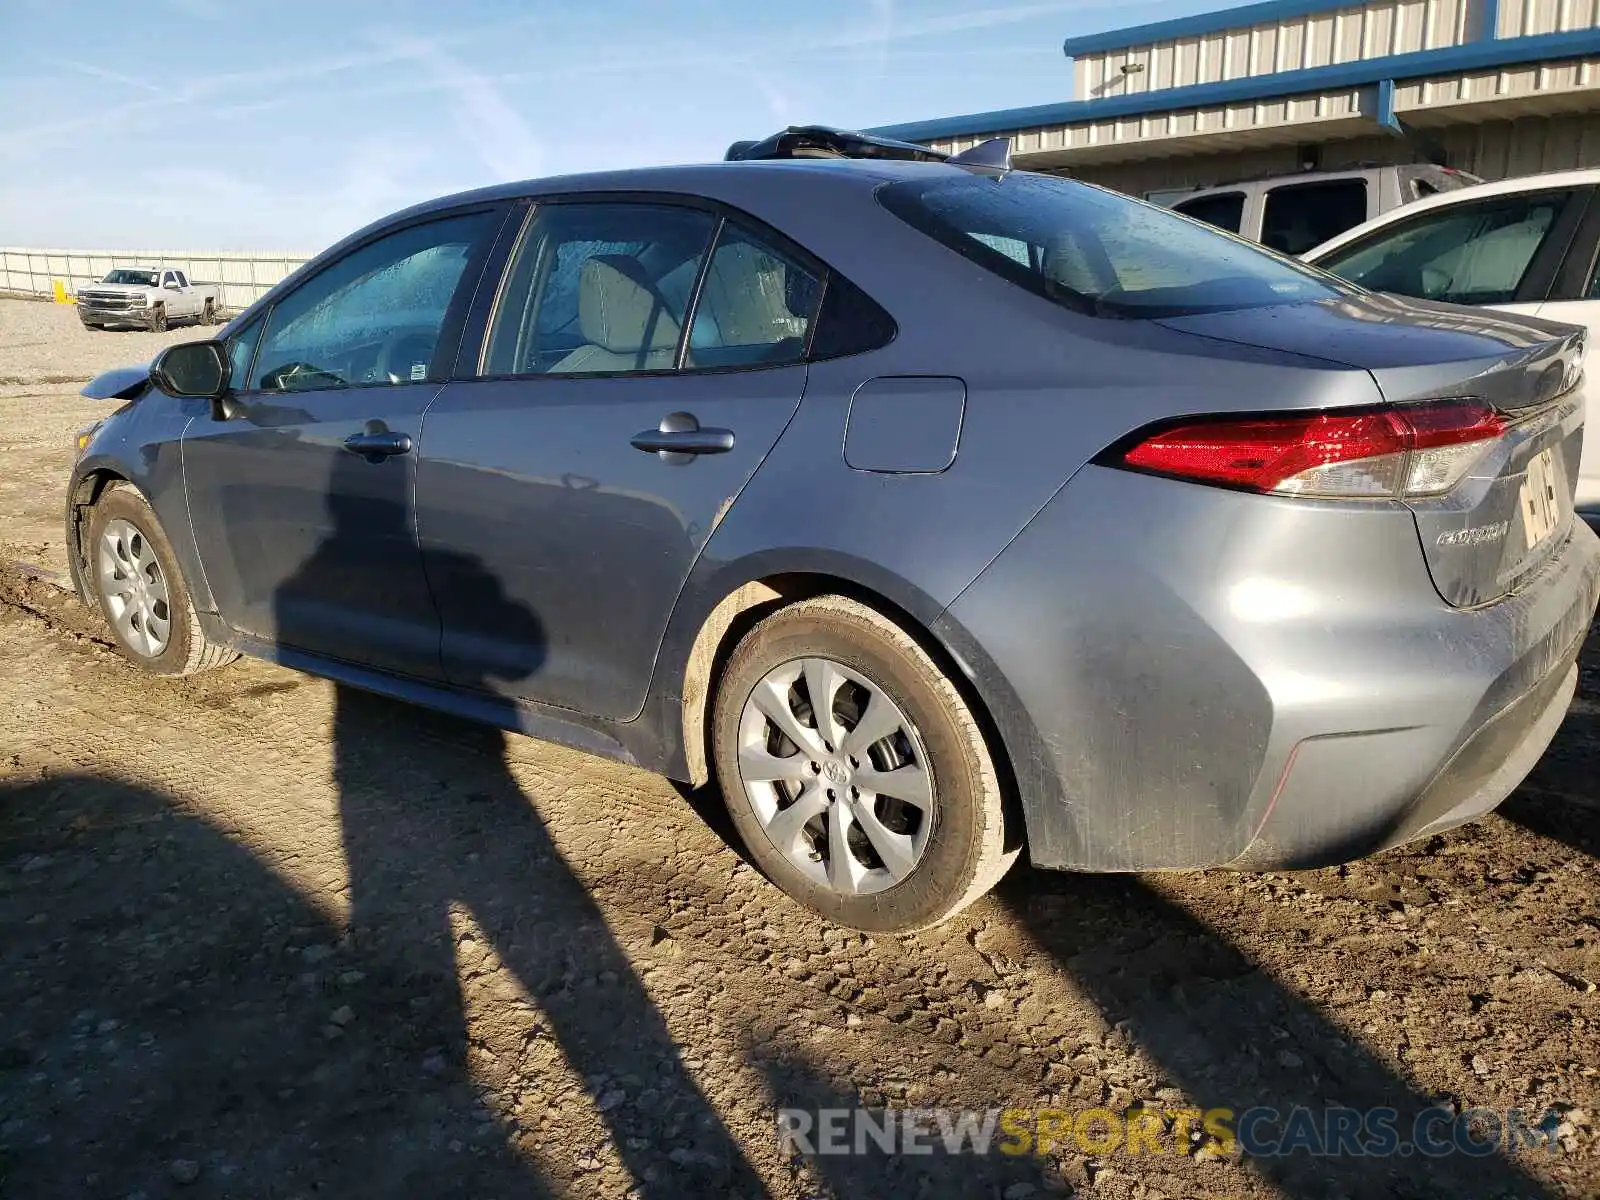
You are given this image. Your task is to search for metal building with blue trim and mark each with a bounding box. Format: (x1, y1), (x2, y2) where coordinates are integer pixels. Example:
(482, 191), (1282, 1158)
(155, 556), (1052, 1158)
(870, 0), (1600, 194)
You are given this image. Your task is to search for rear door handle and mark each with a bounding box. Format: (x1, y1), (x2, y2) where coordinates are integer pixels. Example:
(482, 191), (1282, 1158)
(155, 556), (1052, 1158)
(631, 412), (735, 460)
(630, 429), (735, 454)
(343, 430), (413, 460)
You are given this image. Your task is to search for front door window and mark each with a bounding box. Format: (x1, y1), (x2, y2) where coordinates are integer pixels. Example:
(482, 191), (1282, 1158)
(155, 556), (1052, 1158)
(251, 212), (498, 392)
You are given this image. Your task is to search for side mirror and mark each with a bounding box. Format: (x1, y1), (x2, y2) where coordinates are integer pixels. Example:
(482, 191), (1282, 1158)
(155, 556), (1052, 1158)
(150, 340), (237, 419)
(165, 280), (182, 290)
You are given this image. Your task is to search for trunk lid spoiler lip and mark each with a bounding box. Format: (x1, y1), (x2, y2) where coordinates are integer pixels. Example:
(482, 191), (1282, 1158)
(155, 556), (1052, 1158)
(1369, 328), (1584, 413)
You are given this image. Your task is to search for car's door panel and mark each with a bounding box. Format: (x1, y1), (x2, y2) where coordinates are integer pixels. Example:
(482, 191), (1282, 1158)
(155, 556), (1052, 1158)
(183, 385), (446, 677)
(1534, 297), (1600, 515)
(1529, 187), (1600, 513)
(415, 199), (821, 719)
(181, 207), (505, 679)
(417, 368), (807, 718)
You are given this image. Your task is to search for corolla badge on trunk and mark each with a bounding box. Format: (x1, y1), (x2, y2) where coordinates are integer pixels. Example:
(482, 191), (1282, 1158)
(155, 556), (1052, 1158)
(1436, 521), (1510, 548)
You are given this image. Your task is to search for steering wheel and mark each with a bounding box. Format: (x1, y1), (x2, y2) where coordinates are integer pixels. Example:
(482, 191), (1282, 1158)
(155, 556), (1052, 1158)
(378, 330), (437, 384)
(259, 360), (345, 392)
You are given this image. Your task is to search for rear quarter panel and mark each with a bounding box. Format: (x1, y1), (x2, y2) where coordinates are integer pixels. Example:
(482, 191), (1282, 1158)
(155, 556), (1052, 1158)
(637, 167), (1391, 777)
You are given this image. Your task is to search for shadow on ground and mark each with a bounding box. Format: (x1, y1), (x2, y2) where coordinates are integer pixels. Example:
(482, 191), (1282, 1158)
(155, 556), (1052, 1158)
(997, 869), (1561, 1200)
(0, 772), (551, 1197)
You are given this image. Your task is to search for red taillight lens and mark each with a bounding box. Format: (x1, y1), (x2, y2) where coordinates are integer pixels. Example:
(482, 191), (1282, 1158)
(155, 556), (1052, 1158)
(1117, 399), (1507, 499)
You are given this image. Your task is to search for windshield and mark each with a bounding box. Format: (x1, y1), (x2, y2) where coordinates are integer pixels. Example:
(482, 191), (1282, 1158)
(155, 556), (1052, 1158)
(878, 173), (1347, 318)
(103, 270), (158, 286)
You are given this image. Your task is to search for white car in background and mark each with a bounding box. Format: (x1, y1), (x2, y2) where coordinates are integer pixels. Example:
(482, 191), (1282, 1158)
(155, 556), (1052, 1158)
(1306, 168), (1600, 521)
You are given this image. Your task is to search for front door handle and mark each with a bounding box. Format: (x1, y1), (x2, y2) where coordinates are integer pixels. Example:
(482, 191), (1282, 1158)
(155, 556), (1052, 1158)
(343, 426), (413, 462)
(631, 411), (735, 461)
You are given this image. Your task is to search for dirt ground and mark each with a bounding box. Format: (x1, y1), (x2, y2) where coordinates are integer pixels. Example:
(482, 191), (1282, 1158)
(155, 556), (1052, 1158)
(0, 296), (1597, 1199)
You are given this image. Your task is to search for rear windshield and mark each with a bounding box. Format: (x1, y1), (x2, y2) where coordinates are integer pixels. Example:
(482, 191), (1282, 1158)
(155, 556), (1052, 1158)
(878, 173), (1344, 318)
(103, 270), (158, 286)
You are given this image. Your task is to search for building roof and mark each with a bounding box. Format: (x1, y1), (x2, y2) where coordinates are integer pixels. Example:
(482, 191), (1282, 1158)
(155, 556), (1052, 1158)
(866, 0), (1600, 166)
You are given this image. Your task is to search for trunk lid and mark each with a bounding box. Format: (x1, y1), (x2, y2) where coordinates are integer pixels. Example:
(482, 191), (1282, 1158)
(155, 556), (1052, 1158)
(1158, 292), (1587, 607)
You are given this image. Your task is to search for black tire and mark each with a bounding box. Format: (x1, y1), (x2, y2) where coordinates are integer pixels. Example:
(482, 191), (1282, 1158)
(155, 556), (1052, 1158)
(711, 595), (1016, 933)
(148, 304), (167, 332)
(200, 299), (216, 326)
(85, 484), (238, 676)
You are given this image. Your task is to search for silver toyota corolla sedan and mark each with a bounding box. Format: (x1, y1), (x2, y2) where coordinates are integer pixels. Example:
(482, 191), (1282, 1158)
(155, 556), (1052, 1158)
(70, 127), (1600, 932)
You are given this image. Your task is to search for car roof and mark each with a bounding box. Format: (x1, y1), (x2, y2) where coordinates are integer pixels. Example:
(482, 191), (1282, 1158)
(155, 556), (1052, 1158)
(1304, 166), (1600, 260)
(298, 157), (1002, 279)
(401, 157), (961, 218)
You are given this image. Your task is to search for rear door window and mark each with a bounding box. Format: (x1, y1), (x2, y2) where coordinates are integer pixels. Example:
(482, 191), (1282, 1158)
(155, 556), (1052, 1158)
(1316, 191), (1574, 306)
(482, 202), (717, 376)
(1172, 191), (1246, 234)
(686, 222), (823, 368)
(1260, 179), (1369, 255)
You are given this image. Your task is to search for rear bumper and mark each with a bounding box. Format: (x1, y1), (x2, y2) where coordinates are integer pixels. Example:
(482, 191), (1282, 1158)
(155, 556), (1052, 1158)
(1235, 608), (1586, 868)
(940, 466), (1600, 872)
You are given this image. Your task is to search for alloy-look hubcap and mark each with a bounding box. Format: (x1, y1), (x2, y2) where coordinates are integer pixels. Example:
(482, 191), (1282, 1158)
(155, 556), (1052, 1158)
(737, 657), (934, 896)
(97, 517), (172, 658)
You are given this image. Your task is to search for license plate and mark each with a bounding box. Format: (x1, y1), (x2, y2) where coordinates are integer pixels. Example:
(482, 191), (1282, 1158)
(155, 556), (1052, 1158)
(1519, 447), (1564, 550)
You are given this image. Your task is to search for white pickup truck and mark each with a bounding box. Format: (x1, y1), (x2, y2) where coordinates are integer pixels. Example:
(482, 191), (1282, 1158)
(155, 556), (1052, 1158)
(76, 267), (220, 332)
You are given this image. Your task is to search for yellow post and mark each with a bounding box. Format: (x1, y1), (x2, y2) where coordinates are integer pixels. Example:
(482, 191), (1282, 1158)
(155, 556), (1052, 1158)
(52, 279), (76, 305)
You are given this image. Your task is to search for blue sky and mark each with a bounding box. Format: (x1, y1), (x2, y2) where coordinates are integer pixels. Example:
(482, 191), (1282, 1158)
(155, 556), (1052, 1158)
(0, 0), (1215, 252)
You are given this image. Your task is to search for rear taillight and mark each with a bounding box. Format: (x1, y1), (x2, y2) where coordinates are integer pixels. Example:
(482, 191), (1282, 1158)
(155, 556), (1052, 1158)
(1115, 399), (1507, 499)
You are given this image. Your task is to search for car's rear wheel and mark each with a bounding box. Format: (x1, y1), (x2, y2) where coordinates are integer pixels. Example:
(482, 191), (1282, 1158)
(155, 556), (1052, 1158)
(87, 485), (237, 676)
(147, 305), (167, 332)
(712, 595), (1017, 933)
(200, 299), (216, 325)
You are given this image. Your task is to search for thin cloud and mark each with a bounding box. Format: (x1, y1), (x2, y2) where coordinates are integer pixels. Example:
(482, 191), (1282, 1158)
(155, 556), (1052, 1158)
(381, 34), (544, 183)
(0, 13), (541, 158)
(48, 59), (171, 97)
(743, 69), (795, 126)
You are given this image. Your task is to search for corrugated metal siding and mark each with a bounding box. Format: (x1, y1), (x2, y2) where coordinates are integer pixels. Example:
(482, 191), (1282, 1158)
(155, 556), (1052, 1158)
(1073, 0), (1490, 100)
(929, 85), (1377, 160)
(1393, 49), (1600, 104)
(1498, 0), (1600, 37)
(0, 248), (308, 312)
(1069, 111), (1600, 195)
(932, 50), (1600, 167)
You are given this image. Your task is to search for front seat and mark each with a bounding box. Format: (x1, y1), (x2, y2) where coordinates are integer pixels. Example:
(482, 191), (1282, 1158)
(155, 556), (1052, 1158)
(549, 255), (681, 374)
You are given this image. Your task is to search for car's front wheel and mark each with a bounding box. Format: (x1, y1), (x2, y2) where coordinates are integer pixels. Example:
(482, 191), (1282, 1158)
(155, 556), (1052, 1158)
(712, 595), (1017, 933)
(147, 305), (167, 332)
(86, 485), (237, 676)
